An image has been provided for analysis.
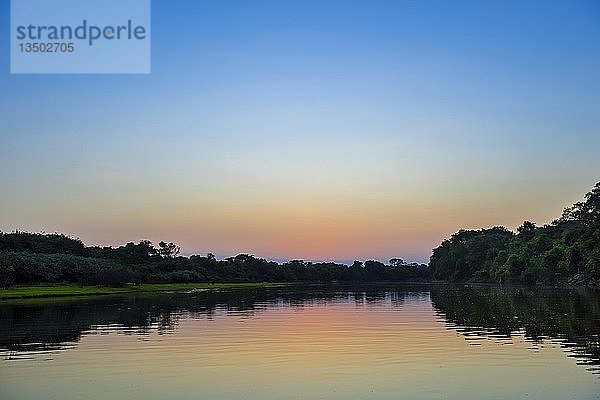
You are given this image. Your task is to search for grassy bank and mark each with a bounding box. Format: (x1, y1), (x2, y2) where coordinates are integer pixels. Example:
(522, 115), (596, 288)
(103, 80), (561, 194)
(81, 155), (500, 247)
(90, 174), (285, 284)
(0, 282), (286, 300)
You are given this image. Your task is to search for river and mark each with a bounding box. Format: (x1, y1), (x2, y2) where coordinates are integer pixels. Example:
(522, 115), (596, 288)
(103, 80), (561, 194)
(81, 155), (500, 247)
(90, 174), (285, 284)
(1, 284), (598, 399)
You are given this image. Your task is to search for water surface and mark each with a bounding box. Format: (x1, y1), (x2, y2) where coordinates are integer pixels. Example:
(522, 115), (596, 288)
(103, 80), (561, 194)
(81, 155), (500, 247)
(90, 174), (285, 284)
(1, 284), (598, 399)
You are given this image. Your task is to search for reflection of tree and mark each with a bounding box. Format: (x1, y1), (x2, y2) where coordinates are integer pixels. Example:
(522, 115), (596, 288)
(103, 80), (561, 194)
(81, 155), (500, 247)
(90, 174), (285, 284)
(0, 285), (428, 356)
(3, 284), (598, 375)
(430, 284), (600, 374)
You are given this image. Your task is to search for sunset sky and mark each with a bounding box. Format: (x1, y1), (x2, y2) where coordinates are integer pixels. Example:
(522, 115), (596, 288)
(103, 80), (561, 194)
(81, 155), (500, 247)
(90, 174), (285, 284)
(1, 0), (599, 263)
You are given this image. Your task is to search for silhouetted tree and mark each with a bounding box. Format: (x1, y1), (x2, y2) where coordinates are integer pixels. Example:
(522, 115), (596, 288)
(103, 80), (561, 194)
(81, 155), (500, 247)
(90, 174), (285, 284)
(430, 182), (600, 285)
(389, 258), (405, 267)
(158, 241), (180, 258)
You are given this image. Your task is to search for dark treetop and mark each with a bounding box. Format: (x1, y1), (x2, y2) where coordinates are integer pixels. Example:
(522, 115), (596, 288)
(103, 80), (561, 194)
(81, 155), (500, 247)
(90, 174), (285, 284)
(429, 182), (600, 286)
(0, 235), (429, 288)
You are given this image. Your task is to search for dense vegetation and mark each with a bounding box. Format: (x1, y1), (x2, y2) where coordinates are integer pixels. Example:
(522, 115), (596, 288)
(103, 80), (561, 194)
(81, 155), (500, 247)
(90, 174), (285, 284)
(3, 182), (598, 289)
(0, 233), (429, 288)
(430, 182), (600, 285)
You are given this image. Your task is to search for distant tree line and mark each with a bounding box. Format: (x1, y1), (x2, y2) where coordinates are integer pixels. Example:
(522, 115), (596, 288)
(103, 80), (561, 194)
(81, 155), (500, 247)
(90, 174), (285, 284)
(429, 182), (600, 286)
(0, 233), (430, 288)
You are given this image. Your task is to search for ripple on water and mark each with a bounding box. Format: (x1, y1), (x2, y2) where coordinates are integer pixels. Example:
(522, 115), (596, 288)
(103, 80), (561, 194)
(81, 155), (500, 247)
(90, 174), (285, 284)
(0, 285), (598, 400)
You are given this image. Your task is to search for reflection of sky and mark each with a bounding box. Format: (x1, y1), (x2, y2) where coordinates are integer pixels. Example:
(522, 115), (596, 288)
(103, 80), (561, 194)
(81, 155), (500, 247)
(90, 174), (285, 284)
(1, 295), (598, 400)
(1, 1), (599, 262)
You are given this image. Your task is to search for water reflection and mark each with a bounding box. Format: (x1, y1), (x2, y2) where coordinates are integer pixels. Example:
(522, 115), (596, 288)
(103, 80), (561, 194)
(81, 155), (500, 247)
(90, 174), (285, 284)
(1, 284), (598, 375)
(430, 284), (600, 375)
(0, 285), (424, 356)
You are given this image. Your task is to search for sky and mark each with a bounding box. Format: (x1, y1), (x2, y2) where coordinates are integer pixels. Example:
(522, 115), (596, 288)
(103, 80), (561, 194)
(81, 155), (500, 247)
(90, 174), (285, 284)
(0, 0), (599, 263)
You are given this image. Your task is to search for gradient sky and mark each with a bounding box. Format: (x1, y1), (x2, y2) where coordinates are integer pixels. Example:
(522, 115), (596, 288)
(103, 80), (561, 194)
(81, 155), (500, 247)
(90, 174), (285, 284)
(1, 0), (599, 263)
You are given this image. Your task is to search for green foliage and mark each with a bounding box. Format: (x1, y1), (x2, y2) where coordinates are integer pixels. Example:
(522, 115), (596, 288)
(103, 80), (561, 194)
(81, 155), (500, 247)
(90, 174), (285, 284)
(430, 182), (600, 285)
(429, 227), (514, 282)
(0, 232), (85, 255)
(560, 182), (600, 223)
(0, 235), (431, 288)
(0, 259), (15, 289)
(158, 241), (180, 258)
(389, 258), (405, 267)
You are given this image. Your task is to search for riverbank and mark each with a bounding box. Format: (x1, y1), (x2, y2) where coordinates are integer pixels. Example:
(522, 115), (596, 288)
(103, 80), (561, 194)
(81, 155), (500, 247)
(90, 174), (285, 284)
(0, 282), (286, 300)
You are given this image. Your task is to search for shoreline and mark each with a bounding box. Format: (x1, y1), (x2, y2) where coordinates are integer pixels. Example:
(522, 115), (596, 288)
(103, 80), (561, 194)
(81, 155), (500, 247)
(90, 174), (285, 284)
(0, 282), (287, 300)
(2, 280), (597, 301)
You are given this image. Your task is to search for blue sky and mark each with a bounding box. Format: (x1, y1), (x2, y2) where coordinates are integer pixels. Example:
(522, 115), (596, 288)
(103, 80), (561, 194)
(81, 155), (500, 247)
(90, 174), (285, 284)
(1, 0), (599, 262)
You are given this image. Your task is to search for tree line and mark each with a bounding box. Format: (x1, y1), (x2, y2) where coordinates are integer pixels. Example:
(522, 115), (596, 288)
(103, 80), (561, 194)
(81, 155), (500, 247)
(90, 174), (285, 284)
(3, 182), (598, 288)
(429, 182), (600, 285)
(0, 233), (430, 288)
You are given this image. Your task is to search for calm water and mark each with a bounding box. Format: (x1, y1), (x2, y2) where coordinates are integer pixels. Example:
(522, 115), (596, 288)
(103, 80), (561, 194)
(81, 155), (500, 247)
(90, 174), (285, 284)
(0, 284), (598, 400)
